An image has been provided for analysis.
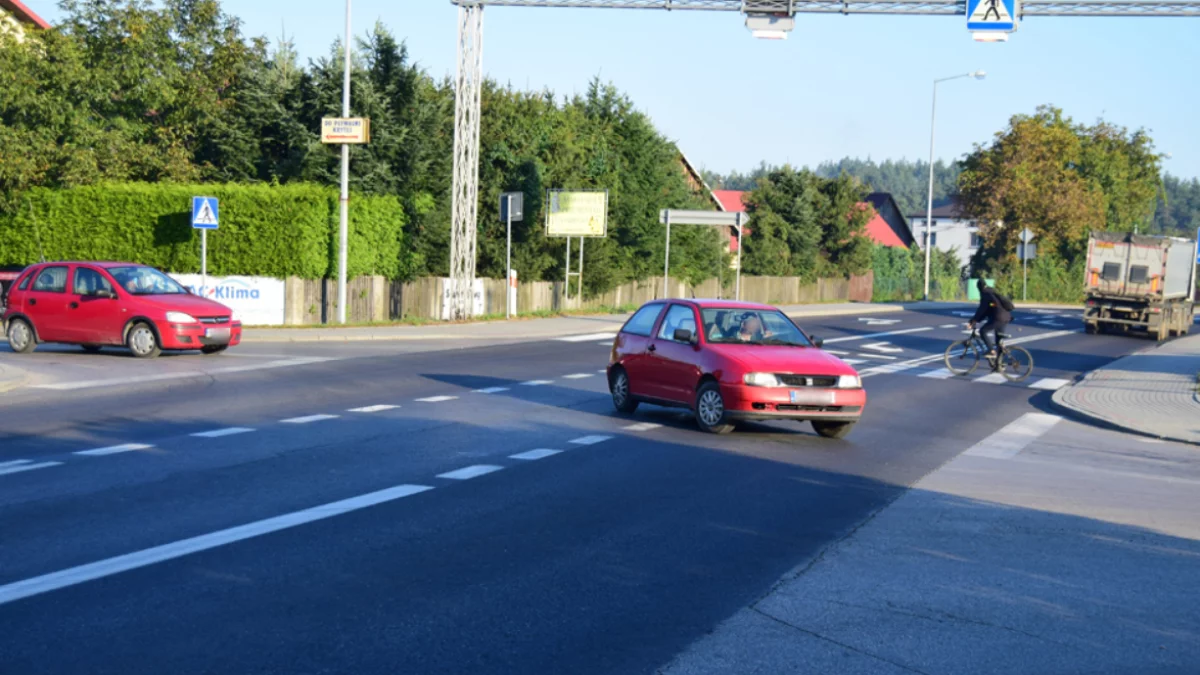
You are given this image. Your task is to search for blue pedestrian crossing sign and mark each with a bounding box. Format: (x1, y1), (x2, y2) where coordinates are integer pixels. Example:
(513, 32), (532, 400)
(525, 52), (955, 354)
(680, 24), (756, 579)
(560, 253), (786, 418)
(191, 196), (219, 230)
(967, 0), (1017, 32)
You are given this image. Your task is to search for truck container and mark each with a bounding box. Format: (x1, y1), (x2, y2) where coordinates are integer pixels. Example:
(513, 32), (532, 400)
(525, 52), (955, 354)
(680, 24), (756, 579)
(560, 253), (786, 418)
(1083, 232), (1197, 340)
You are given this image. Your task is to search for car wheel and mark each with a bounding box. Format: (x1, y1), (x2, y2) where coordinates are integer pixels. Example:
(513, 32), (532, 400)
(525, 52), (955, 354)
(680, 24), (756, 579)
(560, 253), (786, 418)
(695, 381), (735, 435)
(126, 322), (161, 359)
(812, 420), (855, 439)
(610, 367), (638, 414)
(6, 318), (36, 354)
(81, 344), (103, 353)
(200, 345), (228, 355)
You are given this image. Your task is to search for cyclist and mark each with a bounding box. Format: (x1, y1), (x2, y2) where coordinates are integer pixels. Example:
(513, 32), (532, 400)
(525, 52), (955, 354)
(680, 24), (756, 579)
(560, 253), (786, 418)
(968, 279), (1013, 360)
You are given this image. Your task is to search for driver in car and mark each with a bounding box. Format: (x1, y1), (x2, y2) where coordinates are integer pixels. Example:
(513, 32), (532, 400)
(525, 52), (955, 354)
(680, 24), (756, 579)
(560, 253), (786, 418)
(737, 314), (768, 342)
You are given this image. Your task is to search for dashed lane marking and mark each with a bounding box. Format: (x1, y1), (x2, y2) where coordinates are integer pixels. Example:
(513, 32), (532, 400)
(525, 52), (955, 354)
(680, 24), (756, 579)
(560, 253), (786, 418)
(280, 414), (339, 425)
(825, 326), (933, 344)
(1028, 377), (1071, 391)
(437, 465), (504, 480)
(509, 449), (563, 461)
(190, 427), (255, 438)
(562, 373), (595, 380)
(74, 443), (154, 457)
(557, 332), (618, 343)
(964, 413), (1062, 459)
(415, 396), (458, 403)
(844, 359), (868, 365)
(623, 423), (662, 431)
(348, 405), (398, 413)
(940, 323), (959, 329)
(569, 435), (613, 446)
(0, 484), (434, 607)
(0, 460), (63, 477)
(473, 387), (510, 394)
(521, 380), (554, 386)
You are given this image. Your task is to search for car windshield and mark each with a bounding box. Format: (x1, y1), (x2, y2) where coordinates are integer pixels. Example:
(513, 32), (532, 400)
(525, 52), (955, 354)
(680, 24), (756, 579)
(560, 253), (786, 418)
(701, 308), (813, 347)
(108, 267), (187, 295)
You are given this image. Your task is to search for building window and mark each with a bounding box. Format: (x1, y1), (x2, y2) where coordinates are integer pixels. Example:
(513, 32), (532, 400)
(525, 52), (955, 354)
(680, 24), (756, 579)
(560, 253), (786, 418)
(925, 232), (937, 248)
(970, 233), (982, 248)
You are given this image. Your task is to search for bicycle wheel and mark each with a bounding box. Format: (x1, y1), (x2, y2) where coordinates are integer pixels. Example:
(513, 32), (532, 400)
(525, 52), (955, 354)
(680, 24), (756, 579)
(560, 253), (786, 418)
(998, 346), (1034, 382)
(944, 340), (980, 376)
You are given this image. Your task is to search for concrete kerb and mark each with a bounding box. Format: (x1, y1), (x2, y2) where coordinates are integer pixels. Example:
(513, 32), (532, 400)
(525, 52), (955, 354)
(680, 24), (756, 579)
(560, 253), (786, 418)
(239, 304), (906, 344)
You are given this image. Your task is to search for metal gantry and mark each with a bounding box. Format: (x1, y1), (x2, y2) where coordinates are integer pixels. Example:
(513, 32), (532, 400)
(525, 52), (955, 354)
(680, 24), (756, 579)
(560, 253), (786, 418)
(445, 0), (1200, 318)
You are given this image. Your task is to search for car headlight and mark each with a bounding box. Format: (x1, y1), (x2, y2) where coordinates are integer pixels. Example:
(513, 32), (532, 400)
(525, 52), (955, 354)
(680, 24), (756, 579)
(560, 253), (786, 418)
(743, 372), (783, 387)
(836, 375), (862, 389)
(165, 311), (198, 324)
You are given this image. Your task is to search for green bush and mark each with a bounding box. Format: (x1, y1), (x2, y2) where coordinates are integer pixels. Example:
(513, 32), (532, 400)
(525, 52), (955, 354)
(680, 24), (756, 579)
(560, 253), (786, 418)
(871, 245), (964, 302)
(0, 182), (408, 279)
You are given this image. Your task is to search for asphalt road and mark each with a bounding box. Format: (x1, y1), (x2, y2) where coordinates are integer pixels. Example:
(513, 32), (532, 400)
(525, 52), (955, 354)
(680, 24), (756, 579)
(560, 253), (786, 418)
(0, 305), (1150, 674)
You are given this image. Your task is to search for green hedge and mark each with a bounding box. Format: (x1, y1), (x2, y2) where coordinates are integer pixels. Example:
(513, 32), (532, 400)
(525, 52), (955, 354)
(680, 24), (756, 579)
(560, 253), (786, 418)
(0, 183), (408, 279)
(872, 245), (964, 302)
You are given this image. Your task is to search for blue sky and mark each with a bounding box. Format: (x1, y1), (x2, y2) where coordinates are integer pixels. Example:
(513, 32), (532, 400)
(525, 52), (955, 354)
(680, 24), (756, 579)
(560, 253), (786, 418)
(29, 1), (1200, 179)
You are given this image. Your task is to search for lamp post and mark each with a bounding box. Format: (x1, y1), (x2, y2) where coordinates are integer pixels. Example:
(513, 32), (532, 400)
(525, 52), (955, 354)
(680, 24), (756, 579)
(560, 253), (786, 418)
(924, 70), (986, 300)
(336, 0), (352, 324)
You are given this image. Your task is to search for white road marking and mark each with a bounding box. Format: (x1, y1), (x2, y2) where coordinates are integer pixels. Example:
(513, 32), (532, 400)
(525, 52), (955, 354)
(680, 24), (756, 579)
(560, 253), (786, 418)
(31, 357), (336, 391)
(415, 396), (458, 403)
(825, 349), (850, 355)
(473, 387), (510, 394)
(825, 326), (933, 344)
(870, 362), (921, 374)
(952, 311), (976, 317)
(1038, 321), (1065, 328)
(569, 435), (613, 446)
(858, 318), (900, 326)
(940, 323), (959, 329)
(0, 483), (433, 607)
(509, 449), (563, 461)
(562, 373), (594, 380)
(348, 405), (398, 413)
(860, 329), (1078, 379)
(964, 413), (1062, 459)
(437, 464), (504, 480)
(557, 332), (617, 343)
(623, 423), (662, 431)
(190, 427), (255, 439)
(521, 380), (553, 386)
(597, 369), (609, 374)
(919, 368), (956, 379)
(281, 414), (339, 424)
(859, 353), (898, 360)
(0, 460), (63, 477)
(597, 341), (614, 345)
(974, 373), (1008, 384)
(843, 358), (868, 365)
(1028, 377), (1071, 391)
(74, 443), (154, 457)
(863, 342), (903, 354)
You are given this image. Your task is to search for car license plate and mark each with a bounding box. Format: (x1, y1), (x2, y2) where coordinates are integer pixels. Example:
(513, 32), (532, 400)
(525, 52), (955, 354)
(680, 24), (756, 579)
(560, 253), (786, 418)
(789, 389), (835, 405)
(205, 327), (231, 342)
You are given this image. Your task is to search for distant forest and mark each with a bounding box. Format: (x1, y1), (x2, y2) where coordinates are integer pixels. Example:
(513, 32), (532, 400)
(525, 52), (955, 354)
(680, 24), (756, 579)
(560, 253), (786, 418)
(703, 158), (1199, 238)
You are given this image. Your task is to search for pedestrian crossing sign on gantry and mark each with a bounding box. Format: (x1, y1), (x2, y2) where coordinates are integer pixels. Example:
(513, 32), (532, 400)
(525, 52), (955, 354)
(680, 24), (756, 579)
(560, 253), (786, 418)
(191, 196), (219, 230)
(967, 0), (1018, 32)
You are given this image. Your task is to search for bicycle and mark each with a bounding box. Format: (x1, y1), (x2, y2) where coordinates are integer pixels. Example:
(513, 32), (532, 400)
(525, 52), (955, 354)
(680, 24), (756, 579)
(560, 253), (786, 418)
(943, 327), (1034, 382)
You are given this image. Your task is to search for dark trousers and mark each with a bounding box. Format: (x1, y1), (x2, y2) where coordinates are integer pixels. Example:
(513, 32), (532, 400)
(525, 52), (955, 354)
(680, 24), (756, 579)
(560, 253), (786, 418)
(979, 319), (1008, 353)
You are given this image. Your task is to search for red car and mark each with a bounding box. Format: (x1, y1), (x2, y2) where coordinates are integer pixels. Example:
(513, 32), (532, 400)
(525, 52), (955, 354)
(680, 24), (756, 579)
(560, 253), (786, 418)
(2, 262), (242, 358)
(607, 299), (865, 438)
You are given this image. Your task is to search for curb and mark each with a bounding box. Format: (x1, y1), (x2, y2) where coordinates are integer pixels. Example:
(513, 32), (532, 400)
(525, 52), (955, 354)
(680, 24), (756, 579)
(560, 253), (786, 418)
(238, 305), (904, 344)
(1050, 378), (1200, 448)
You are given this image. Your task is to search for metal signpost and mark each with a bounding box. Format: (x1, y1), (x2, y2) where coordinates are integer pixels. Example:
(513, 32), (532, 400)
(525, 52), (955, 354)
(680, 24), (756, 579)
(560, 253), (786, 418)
(659, 210), (748, 301)
(546, 190), (608, 307)
(1019, 227), (1037, 302)
(501, 192), (524, 318)
(191, 196), (219, 295)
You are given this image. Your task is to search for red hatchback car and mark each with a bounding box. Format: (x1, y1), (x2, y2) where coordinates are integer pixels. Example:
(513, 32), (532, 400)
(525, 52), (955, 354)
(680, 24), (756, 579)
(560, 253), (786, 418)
(607, 299), (865, 438)
(2, 262), (242, 358)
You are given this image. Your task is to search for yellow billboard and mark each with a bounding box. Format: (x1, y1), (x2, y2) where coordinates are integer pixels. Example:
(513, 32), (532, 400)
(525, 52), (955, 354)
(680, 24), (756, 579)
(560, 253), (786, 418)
(545, 190), (608, 238)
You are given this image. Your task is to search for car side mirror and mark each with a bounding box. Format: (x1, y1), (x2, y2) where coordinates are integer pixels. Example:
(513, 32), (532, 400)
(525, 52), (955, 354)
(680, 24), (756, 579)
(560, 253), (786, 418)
(812, 336), (824, 348)
(674, 328), (698, 345)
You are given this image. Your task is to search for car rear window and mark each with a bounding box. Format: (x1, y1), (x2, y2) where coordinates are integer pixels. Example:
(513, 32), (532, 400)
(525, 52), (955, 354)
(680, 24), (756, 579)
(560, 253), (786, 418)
(622, 304), (665, 337)
(32, 266), (68, 293)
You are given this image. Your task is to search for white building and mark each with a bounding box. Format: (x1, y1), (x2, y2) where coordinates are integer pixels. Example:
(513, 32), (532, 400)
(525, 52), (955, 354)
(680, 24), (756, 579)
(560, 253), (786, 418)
(909, 201), (981, 263)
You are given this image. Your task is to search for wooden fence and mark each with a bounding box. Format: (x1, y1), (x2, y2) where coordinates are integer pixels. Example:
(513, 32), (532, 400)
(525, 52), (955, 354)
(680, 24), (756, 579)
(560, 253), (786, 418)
(280, 271), (874, 325)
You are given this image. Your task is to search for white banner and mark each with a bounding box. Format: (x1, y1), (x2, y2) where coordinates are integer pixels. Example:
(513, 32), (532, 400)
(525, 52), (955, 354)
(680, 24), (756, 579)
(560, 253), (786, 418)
(441, 278), (485, 321)
(171, 274), (286, 326)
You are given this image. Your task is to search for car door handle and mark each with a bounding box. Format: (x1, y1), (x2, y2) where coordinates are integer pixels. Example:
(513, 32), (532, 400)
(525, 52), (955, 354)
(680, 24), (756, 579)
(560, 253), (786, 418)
(69, 302), (79, 309)
(647, 344), (656, 353)
(28, 298), (36, 306)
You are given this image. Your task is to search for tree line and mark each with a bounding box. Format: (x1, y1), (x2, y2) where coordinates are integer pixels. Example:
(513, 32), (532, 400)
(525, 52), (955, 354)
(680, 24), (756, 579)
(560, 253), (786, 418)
(0, 0), (721, 294)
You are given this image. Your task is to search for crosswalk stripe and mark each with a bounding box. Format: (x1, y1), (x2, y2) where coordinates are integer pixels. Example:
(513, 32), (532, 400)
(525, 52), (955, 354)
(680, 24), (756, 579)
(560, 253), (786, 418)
(919, 368), (956, 379)
(1028, 377), (1071, 391)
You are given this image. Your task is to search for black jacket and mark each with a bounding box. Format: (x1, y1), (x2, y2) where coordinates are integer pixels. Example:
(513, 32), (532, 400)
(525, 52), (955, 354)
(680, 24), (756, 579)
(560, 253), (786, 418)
(972, 289), (1012, 324)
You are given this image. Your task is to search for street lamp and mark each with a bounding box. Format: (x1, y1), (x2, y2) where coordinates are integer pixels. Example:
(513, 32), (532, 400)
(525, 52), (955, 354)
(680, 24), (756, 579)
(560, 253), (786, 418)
(923, 70), (986, 301)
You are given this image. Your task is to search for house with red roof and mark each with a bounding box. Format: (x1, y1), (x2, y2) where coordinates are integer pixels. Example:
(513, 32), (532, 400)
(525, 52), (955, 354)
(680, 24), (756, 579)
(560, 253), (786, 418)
(1, 0), (50, 42)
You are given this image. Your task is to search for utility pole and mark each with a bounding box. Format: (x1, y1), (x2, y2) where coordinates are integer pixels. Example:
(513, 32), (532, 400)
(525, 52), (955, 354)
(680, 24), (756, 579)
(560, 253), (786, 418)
(337, 0), (352, 324)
